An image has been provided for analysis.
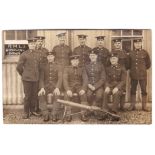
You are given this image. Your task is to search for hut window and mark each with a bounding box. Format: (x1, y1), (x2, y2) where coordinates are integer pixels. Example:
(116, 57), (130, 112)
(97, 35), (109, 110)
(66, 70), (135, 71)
(3, 30), (37, 57)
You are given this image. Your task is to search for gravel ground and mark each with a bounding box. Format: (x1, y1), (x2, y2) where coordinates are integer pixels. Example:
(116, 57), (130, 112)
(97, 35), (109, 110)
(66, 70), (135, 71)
(3, 104), (152, 124)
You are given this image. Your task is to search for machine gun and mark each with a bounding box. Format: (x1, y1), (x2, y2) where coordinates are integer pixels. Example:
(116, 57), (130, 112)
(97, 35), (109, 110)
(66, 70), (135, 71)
(57, 99), (120, 120)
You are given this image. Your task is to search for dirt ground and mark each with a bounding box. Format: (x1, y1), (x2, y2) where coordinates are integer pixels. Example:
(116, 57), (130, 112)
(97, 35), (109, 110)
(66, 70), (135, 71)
(3, 103), (152, 124)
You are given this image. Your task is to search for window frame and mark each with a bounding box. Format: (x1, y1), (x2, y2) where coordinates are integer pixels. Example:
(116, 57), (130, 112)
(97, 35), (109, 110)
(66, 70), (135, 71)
(111, 29), (144, 51)
(3, 30), (38, 61)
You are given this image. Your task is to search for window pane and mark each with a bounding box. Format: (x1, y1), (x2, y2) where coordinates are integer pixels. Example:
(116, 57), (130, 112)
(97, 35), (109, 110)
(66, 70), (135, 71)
(112, 30), (121, 36)
(122, 30), (132, 36)
(122, 40), (132, 52)
(27, 30), (37, 38)
(17, 30), (26, 40)
(133, 30), (143, 35)
(5, 30), (15, 40)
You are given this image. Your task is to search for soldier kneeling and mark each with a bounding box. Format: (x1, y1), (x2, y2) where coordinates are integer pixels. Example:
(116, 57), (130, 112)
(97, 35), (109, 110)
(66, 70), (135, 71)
(38, 52), (62, 122)
(103, 53), (126, 121)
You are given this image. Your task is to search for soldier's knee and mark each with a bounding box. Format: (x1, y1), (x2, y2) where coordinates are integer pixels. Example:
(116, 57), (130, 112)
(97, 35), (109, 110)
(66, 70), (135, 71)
(87, 92), (92, 98)
(104, 91), (110, 96)
(96, 94), (103, 100)
(113, 91), (121, 98)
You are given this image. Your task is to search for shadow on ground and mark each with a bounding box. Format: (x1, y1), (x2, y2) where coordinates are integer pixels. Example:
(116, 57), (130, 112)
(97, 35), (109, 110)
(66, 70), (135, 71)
(3, 103), (152, 124)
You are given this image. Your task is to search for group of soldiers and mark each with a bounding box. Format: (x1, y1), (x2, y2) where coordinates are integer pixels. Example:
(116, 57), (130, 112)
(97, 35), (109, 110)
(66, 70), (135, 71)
(16, 32), (151, 122)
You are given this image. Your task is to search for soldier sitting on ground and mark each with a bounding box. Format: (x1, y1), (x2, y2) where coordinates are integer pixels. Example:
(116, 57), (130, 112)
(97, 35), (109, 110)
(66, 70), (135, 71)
(38, 52), (62, 122)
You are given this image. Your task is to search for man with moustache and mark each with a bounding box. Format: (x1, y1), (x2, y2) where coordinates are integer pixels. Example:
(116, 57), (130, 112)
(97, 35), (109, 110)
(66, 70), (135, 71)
(93, 36), (110, 67)
(73, 34), (91, 67)
(52, 32), (72, 71)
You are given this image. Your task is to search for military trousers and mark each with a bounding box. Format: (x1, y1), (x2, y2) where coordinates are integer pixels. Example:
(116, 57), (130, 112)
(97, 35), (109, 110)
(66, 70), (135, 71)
(22, 80), (39, 114)
(39, 94), (61, 116)
(131, 79), (147, 96)
(103, 89), (123, 112)
(87, 88), (103, 107)
(64, 86), (88, 115)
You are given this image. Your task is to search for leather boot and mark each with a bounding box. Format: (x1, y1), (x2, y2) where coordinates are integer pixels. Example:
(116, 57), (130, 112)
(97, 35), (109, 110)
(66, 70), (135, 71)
(142, 96), (150, 112)
(81, 102), (89, 122)
(64, 106), (72, 122)
(128, 95), (136, 111)
(22, 112), (29, 119)
(42, 111), (49, 122)
(120, 94), (126, 111)
(52, 114), (58, 122)
(81, 111), (89, 122)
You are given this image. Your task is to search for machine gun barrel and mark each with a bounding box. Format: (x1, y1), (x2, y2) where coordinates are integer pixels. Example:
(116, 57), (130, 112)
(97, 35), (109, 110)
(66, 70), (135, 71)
(57, 99), (120, 119)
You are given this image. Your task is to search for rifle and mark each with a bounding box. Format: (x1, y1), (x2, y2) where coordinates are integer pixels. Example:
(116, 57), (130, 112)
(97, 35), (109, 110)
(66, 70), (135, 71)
(57, 99), (120, 119)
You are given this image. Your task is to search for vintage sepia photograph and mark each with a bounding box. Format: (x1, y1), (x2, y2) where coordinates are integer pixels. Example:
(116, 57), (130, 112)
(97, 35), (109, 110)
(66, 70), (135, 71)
(2, 29), (152, 124)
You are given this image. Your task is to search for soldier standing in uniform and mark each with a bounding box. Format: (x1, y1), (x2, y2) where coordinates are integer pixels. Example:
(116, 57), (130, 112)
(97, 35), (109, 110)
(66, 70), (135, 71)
(16, 38), (40, 119)
(93, 36), (110, 67)
(63, 55), (88, 122)
(128, 38), (151, 111)
(52, 32), (72, 71)
(73, 34), (91, 67)
(34, 36), (49, 113)
(38, 52), (62, 122)
(85, 50), (106, 120)
(111, 38), (129, 70)
(103, 53), (127, 119)
(35, 36), (49, 62)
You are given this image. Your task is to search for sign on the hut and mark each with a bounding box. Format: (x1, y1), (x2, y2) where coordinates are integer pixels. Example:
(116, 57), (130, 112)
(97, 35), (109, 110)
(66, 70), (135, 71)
(5, 44), (29, 55)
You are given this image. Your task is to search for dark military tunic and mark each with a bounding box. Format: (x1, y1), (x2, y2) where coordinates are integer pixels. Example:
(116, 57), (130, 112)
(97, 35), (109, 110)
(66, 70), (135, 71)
(129, 49), (151, 80)
(16, 49), (40, 82)
(85, 62), (106, 90)
(105, 64), (126, 90)
(73, 45), (91, 66)
(52, 44), (72, 68)
(103, 64), (127, 112)
(63, 66), (87, 92)
(93, 47), (110, 67)
(111, 49), (130, 70)
(36, 47), (48, 61)
(39, 62), (62, 92)
(16, 49), (40, 114)
(129, 49), (151, 96)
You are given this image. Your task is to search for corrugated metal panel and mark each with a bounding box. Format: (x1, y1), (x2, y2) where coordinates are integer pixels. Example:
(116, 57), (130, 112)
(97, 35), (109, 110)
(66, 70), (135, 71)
(3, 62), (24, 105)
